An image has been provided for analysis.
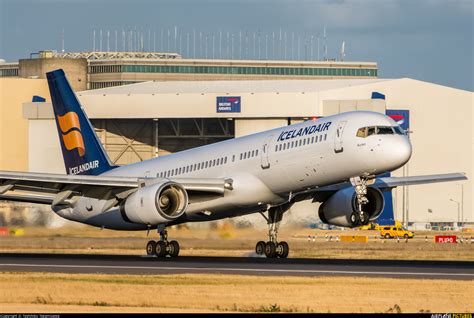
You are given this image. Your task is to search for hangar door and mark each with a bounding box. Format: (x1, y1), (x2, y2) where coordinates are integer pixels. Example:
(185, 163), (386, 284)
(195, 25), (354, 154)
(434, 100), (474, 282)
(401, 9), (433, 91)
(91, 118), (234, 165)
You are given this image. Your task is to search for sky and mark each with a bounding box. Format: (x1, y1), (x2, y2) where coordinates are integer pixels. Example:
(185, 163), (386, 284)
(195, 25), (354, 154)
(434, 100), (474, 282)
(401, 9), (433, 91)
(0, 0), (472, 91)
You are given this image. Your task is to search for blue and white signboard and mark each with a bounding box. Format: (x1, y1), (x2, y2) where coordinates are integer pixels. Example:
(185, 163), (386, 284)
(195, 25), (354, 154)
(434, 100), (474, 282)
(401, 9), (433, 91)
(217, 96), (241, 113)
(386, 109), (410, 131)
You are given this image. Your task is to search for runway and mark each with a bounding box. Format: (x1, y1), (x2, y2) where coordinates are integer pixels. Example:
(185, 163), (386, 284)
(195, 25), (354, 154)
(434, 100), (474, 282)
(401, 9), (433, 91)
(1, 253), (473, 279)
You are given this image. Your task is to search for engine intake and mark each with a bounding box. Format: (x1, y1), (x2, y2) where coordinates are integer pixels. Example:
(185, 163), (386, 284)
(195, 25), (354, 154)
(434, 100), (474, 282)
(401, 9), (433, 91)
(120, 181), (188, 225)
(318, 187), (384, 228)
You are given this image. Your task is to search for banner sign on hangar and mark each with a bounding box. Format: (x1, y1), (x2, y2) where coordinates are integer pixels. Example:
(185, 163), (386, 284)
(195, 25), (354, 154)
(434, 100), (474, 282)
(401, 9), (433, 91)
(217, 96), (241, 113)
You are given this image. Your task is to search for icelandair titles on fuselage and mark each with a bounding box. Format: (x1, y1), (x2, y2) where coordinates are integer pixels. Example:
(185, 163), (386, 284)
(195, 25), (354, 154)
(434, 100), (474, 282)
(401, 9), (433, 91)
(277, 122), (332, 142)
(69, 160), (99, 175)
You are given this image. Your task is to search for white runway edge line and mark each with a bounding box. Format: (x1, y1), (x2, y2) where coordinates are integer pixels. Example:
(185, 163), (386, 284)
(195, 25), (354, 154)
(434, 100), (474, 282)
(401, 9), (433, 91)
(1, 263), (473, 277)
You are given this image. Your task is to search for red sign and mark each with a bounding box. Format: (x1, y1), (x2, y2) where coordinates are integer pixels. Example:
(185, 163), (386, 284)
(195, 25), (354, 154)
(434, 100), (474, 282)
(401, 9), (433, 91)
(435, 235), (457, 243)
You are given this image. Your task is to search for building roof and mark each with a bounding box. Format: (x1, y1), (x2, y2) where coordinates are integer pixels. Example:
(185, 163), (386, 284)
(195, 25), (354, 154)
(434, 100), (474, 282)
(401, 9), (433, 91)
(78, 78), (390, 95)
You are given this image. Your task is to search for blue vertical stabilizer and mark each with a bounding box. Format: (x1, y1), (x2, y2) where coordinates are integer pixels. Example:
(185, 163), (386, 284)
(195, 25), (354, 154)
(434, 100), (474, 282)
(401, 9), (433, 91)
(46, 69), (117, 175)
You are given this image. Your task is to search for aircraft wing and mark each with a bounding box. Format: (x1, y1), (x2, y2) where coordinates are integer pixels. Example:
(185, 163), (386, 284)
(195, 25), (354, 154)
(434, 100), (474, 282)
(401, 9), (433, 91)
(298, 172), (467, 202)
(373, 173), (467, 189)
(0, 171), (230, 205)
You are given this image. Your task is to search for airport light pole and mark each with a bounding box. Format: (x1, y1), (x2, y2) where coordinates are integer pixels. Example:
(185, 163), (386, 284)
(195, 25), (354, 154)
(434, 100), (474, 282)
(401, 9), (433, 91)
(457, 184), (464, 225)
(449, 199), (460, 227)
(427, 208), (433, 230)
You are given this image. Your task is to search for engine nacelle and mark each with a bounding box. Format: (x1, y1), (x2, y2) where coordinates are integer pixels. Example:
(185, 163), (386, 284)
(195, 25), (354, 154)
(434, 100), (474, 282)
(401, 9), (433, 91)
(120, 181), (188, 225)
(318, 187), (384, 228)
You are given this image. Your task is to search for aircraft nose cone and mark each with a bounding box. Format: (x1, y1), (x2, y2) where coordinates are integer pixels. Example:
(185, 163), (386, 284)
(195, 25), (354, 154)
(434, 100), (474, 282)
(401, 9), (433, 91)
(401, 137), (412, 164)
(374, 136), (412, 173)
(390, 136), (412, 169)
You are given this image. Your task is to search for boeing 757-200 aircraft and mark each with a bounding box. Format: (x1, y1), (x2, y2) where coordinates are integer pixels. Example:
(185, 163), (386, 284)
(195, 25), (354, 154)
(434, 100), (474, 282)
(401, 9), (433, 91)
(0, 70), (467, 258)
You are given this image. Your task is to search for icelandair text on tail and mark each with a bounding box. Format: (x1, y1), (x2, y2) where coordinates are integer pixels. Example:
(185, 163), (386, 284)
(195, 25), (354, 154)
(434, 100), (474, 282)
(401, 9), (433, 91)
(69, 160), (99, 174)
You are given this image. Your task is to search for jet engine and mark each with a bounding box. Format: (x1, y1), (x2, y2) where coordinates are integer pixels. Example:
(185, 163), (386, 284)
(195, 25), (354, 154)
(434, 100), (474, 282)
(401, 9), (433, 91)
(318, 187), (384, 227)
(120, 181), (188, 225)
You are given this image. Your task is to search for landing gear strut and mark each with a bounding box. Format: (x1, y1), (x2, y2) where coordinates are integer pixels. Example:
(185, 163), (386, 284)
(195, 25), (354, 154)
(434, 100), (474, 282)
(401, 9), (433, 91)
(146, 227), (180, 258)
(351, 176), (371, 226)
(255, 205), (291, 258)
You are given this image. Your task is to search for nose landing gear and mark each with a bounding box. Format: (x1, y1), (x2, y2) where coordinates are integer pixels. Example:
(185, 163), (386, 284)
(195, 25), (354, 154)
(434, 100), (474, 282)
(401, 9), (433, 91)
(351, 176), (372, 226)
(146, 227), (180, 258)
(255, 204), (291, 258)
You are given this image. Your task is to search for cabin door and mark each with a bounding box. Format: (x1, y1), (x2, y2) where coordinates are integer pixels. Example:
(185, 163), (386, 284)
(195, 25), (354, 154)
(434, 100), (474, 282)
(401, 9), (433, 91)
(260, 135), (273, 169)
(334, 121), (347, 153)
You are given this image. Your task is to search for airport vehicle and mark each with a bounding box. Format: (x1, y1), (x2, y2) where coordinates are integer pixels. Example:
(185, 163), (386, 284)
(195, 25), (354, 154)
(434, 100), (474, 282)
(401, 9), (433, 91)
(0, 69), (467, 258)
(380, 225), (414, 239)
(359, 223), (380, 231)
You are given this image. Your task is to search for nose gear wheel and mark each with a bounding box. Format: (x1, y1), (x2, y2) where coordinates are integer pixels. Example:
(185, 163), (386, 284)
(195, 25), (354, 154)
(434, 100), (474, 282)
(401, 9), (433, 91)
(350, 176), (373, 226)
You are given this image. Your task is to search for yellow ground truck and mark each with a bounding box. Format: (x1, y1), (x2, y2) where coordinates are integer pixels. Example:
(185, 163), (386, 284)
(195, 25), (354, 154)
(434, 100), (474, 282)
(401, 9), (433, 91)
(359, 223), (380, 230)
(380, 222), (414, 239)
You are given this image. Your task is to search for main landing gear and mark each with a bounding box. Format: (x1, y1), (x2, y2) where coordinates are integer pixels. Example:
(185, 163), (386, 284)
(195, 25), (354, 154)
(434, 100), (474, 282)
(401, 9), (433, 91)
(146, 227), (180, 258)
(255, 205), (290, 258)
(350, 176), (371, 226)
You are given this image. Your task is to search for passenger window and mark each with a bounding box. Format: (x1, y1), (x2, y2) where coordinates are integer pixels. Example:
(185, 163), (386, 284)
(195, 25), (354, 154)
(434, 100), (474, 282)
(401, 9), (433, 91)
(356, 127), (367, 138)
(225, 157), (228, 164)
(319, 135), (322, 142)
(256, 150), (258, 156)
(367, 127), (376, 136)
(324, 134), (327, 140)
(311, 136), (315, 143)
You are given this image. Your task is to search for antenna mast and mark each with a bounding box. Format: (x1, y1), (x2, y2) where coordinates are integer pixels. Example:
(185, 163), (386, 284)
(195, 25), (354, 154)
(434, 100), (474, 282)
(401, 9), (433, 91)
(61, 28), (65, 53)
(340, 41), (345, 61)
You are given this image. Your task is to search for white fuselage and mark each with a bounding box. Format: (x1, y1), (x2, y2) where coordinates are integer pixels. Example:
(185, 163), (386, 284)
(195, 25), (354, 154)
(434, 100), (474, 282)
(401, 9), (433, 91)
(54, 111), (412, 230)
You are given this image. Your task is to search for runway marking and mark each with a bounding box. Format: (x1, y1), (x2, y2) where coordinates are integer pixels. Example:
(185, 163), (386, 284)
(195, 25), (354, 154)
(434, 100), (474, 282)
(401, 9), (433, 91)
(1, 263), (473, 278)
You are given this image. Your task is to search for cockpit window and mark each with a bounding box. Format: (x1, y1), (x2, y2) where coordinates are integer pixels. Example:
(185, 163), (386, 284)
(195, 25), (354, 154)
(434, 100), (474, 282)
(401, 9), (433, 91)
(367, 126), (376, 137)
(356, 127), (367, 137)
(356, 125), (401, 138)
(394, 126), (405, 135)
(377, 126), (395, 135)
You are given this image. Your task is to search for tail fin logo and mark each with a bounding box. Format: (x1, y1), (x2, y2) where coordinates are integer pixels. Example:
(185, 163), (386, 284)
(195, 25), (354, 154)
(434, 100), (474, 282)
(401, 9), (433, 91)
(57, 112), (85, 157)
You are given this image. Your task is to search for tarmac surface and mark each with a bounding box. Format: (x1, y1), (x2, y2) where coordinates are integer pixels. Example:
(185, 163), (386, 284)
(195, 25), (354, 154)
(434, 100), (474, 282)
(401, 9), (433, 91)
(1, 253), (473, 279)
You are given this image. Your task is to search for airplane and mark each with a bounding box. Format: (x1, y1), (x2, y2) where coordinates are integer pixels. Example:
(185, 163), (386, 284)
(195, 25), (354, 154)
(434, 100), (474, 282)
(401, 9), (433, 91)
(0, 69), (467, 258)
